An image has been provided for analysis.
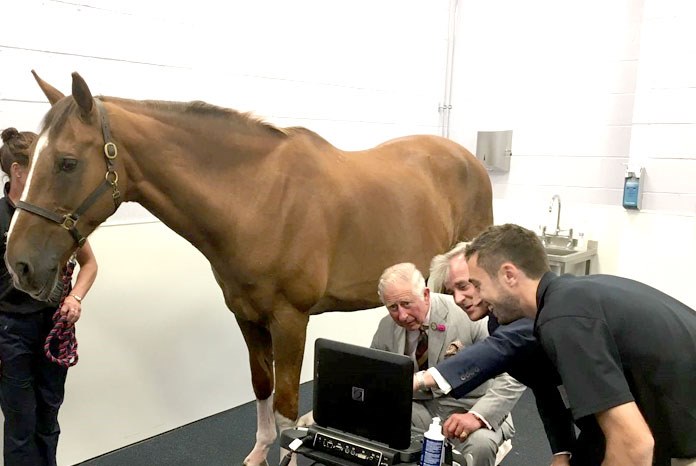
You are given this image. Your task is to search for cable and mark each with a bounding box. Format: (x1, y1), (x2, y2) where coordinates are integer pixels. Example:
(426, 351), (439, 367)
(279, 451), (294, 466)
(280, 431), (313, 466)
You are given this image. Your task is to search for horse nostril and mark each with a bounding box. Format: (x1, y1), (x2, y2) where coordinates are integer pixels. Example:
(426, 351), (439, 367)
(15, 261), (32, 281)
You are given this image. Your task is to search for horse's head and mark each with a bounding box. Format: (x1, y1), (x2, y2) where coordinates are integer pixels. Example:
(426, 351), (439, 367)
(5, 71), (122, 300)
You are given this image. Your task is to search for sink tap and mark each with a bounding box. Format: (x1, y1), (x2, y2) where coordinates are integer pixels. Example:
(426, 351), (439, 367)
(549, 194), (562, 235)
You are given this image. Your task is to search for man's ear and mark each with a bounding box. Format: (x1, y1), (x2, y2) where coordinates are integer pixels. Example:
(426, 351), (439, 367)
(500, 263), (519, 287)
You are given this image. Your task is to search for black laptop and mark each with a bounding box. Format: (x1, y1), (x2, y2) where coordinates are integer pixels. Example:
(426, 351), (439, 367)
(313, 338), (415, 451)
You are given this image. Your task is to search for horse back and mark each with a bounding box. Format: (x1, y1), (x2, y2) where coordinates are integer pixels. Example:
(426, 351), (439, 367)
(208, 132), (492, 317)
(304, 134), (493, 312)
(344, 134), (492, 238)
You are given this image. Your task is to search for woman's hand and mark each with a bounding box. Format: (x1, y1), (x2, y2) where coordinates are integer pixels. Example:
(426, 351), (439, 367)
(60, 294), (82, 326)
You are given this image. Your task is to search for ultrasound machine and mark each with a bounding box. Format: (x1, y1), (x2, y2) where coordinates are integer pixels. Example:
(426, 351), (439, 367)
(280, 338), (468, 466)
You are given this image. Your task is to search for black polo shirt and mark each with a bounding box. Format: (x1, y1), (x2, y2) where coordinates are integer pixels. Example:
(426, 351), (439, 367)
(534, 272), (696, 459)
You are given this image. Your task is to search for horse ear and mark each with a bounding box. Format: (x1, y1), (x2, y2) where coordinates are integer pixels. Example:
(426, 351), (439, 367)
(31, 70), (65, 105)
(71, 72), (94, 118)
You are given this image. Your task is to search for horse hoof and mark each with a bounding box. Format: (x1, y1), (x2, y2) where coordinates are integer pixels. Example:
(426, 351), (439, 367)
(297, 410), (315, 427)
(243, 460), (268, 466)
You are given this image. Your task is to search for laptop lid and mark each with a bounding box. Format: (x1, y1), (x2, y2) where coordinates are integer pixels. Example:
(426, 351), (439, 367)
(313, 338), (413, 450)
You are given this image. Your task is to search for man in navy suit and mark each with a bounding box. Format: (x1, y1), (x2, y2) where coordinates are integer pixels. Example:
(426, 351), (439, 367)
(416, 243), (603, 466)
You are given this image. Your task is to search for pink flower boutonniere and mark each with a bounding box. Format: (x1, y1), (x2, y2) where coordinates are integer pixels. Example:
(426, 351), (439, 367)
(429, 322), (446, 332)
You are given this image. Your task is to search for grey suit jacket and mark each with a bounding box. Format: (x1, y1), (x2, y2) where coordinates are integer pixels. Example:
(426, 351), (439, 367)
(371, 293), (525, 431)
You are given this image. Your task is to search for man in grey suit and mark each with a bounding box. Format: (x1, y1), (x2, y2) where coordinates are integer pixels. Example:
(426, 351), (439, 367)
(371, 263), (524, 466)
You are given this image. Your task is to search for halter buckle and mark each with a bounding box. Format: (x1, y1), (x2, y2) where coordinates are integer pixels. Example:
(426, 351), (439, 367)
(104, 142), (118, 159)
(61, 214), (78, 231)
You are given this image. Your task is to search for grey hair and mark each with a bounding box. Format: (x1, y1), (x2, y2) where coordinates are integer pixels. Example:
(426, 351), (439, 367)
(377, 263), (426, 304)
(427, 242), (470, 293)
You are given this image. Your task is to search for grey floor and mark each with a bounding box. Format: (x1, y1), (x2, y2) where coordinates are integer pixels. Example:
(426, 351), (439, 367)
(76, 384), (549, 466)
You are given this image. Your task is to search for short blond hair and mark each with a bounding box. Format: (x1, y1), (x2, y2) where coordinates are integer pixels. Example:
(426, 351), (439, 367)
(427, 242), (469, 293)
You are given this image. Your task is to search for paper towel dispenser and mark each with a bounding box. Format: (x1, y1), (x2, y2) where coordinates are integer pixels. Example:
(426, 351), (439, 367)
(475, 130), (512, 172)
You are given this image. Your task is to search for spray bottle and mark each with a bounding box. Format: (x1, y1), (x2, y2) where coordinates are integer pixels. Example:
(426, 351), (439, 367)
(420, 416), (445, 466)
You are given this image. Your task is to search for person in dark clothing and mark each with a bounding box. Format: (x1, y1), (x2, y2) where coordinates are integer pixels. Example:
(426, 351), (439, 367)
(419, 243), (603, 466)
(463, 223), (696, 466)
(0, 128), (98, 466)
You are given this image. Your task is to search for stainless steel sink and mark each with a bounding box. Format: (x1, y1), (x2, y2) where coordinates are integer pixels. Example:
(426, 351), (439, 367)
(540, 235), (578, 250)
(538, 194), (599, 274)
(542, 240), (599, 272)
(544, 247), (578, 256)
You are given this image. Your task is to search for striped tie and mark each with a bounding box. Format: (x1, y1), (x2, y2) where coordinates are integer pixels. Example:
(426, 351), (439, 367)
(415, 328), (428, 371)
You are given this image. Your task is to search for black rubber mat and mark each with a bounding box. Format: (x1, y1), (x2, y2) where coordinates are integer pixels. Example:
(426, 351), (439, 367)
(76, 383), (549, 466)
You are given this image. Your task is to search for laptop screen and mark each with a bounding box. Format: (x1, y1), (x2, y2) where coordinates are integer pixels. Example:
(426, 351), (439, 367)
(313, 338), (414, 450)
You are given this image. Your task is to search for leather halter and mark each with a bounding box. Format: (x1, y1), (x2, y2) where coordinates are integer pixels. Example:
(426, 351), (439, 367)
(16, 99), (121, 247)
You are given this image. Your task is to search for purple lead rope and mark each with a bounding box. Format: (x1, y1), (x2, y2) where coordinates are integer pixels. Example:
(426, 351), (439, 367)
(44, 261), (79, 368)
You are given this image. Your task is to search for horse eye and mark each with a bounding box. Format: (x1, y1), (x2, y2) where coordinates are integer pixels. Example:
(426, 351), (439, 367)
(59, 158), (78, 172)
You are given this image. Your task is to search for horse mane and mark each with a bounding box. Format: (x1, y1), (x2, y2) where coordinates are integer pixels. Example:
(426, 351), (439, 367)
(42, 96), (289, 138)
(41, 98), (77, 137)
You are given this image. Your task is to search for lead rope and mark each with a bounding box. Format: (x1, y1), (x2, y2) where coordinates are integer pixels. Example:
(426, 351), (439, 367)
(44, 260), (79, 368)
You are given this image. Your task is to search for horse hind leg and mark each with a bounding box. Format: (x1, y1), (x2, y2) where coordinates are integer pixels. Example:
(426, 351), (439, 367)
(237, 318), (275, 466)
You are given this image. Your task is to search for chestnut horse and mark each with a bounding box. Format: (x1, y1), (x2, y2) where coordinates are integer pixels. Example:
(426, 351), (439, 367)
(5, 72), (492, 465)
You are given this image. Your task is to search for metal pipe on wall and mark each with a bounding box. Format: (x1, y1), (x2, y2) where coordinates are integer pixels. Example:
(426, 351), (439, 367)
(440, 0), (459, 138)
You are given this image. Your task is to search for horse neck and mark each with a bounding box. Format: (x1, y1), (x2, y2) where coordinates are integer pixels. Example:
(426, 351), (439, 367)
(109, 100), (285, 255)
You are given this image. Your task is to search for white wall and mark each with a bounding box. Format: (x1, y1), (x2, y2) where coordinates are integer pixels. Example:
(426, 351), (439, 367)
(0, 1), (447, 464)
(449, 0), (696, 307)
(1, 1), (695, 465)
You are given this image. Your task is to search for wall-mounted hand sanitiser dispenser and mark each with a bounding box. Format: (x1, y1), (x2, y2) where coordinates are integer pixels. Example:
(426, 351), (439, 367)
(476, 130), (512, 172)
(623, 166), (645, 210)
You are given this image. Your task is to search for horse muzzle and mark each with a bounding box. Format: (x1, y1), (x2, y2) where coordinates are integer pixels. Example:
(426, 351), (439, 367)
(6, 253), (61, 302)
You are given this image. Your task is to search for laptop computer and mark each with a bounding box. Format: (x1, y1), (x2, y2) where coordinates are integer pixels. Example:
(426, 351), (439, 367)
(313, 338), (415, 451)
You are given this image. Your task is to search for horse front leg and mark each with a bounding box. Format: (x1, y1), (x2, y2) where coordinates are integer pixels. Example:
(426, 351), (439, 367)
(269, 303), (310, 460)
(237, 317), (276, 466)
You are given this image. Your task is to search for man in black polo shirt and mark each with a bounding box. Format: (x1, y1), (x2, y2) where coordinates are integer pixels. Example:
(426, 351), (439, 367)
(462, 223), (696, 466)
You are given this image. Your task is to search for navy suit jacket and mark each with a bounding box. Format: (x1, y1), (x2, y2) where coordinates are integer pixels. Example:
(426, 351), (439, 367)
(436, 315), (577, 455)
